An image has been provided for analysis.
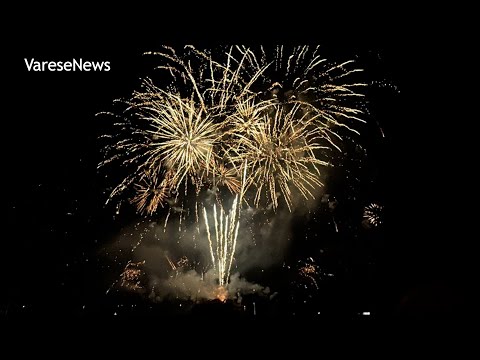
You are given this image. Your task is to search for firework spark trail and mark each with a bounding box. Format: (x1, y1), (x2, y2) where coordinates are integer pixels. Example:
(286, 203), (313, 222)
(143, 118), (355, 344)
(203, 206), (215, 269)
(202, 195), (240, 286)
(202, 165), (246, 287)
(165, 254), (176, 270)
(332, 216), (339, 233)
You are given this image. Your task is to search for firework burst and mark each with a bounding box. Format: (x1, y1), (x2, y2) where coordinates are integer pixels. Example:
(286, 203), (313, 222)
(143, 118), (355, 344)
(130, 169), (172, 215)
(100, 45), (366, 213)
(120, 260), (145, 291)
(232, 45), (366, 130)
(298, 257), (321, 290)
(229, 104), (330, 210)
(211, 161), (241, 194)
(363, 203), (383, 228)
(131, 86), (221, 190)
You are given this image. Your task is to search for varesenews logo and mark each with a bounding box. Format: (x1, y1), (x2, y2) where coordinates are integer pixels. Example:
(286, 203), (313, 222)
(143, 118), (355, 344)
(24, 58), (111, 72)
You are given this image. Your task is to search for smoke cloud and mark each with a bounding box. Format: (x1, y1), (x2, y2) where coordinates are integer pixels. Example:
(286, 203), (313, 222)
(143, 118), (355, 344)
(105, 180), (327, 302)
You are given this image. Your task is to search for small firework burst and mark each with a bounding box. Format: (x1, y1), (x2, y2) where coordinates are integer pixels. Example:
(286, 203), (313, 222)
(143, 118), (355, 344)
(212, 162), (241, 194)
(130, 169), (172, 215)
(297, 257), (320, 290)
(120, 260), (145, 291)
(363, 203), (383, 228)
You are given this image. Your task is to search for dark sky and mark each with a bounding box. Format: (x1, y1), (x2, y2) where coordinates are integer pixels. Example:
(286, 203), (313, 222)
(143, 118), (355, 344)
(4, 27), (467, 320)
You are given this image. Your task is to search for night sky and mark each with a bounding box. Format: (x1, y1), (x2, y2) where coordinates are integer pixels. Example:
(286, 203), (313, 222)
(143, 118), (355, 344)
(4, 27), (467, 321)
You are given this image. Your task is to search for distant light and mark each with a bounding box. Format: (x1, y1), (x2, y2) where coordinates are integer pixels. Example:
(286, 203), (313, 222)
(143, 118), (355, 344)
(362, 311), (371, 316)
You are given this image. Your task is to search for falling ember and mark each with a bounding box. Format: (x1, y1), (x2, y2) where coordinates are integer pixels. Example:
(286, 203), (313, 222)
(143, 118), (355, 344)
(165, 254), (176, 270)
(332, 216), (339, 232)
(203, 195), (241, 287)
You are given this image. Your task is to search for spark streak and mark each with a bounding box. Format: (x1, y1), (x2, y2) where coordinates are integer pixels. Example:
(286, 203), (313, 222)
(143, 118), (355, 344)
(202, 195), (240, 286)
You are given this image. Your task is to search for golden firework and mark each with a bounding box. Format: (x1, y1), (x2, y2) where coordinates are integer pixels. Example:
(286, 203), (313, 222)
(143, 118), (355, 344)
(134, 88), (221, 189)
(120, 260), (145, 291)
(203, 195), (241, 286)
(363, 203), (383, 227)
(298, 258), (320, 290)
(229, 104), (329, 210)
(212, 162), (241, 194)
(130, 169), (172, 215)
(100, 45), (366, 213)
